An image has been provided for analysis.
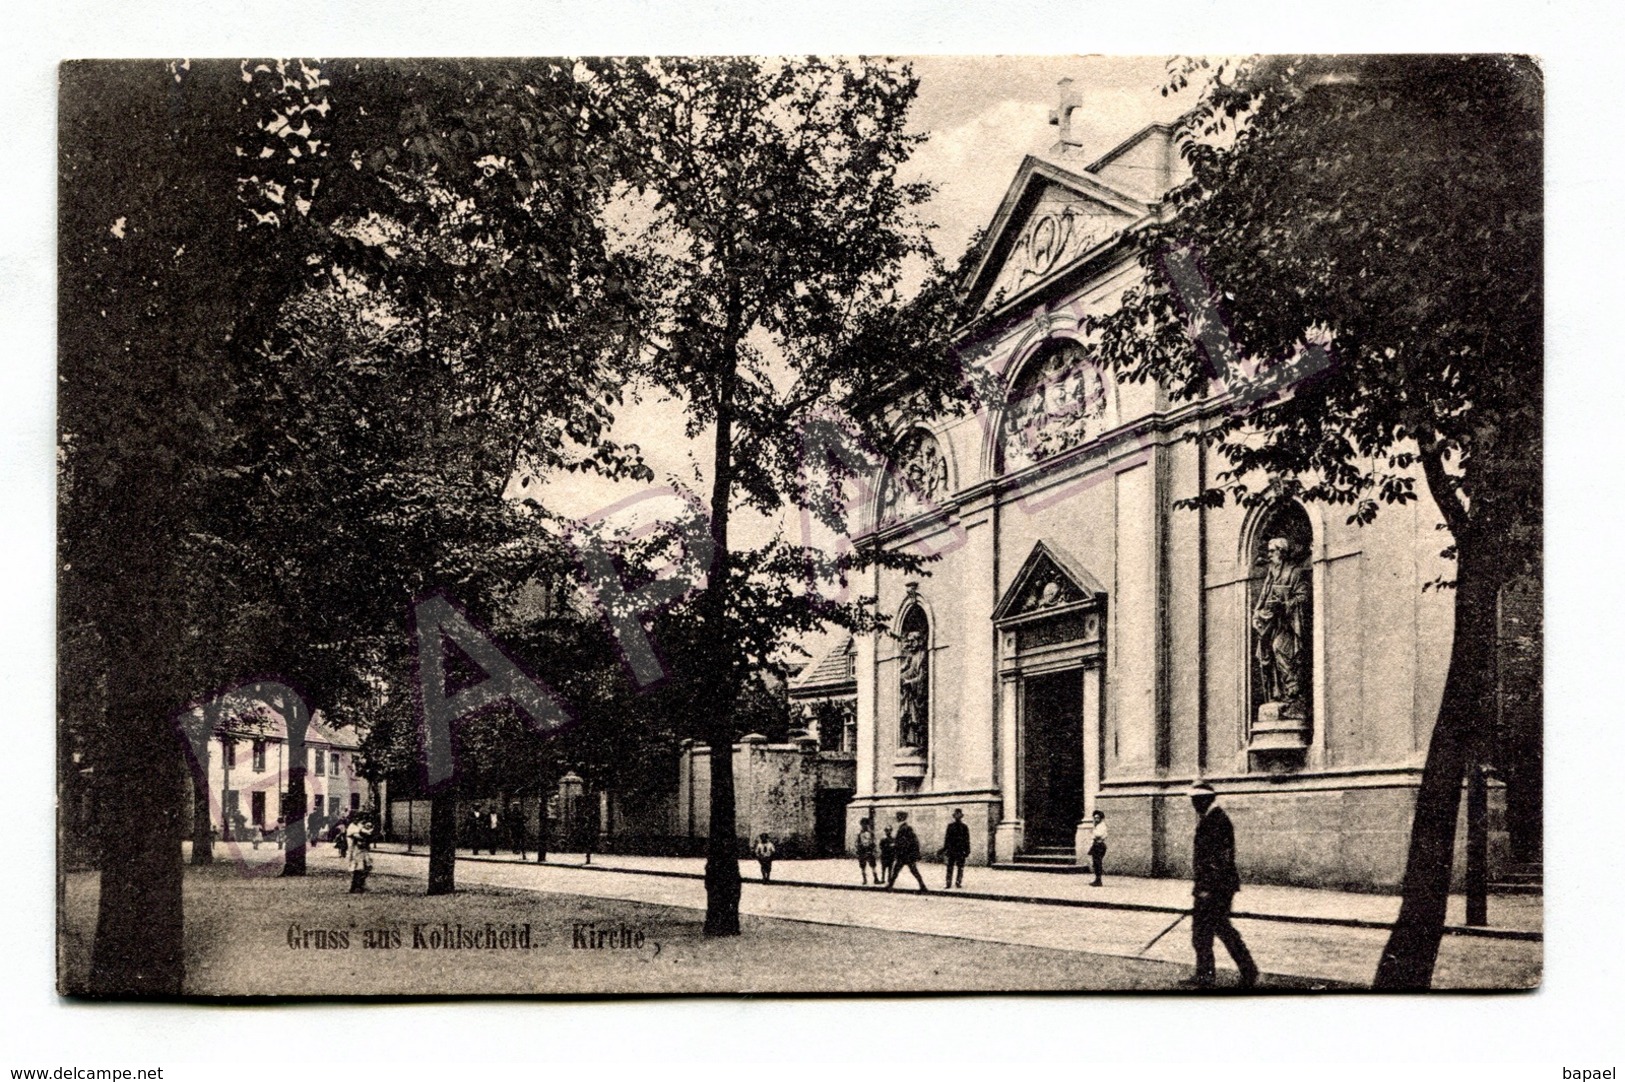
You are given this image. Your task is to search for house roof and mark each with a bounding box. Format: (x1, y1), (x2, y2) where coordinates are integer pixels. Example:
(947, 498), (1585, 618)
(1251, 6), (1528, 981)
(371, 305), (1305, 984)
(216, 705), (362, 750)
(789, 636), (857, 696)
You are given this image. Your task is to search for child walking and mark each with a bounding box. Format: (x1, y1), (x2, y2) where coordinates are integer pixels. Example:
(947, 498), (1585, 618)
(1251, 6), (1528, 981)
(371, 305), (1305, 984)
(878, 825), (896, 887)
(855, 818), (879, 885)
(753, 833), (777, 883)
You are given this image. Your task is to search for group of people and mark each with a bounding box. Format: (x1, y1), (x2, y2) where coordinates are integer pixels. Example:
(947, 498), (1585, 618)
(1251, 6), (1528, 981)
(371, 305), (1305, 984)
(749, 809), (966, 892)
(847, 807), (1106, 892)
(465, 802), (531, 859)
(841, 785), (1255, 990)
(850, 809), (966, 892)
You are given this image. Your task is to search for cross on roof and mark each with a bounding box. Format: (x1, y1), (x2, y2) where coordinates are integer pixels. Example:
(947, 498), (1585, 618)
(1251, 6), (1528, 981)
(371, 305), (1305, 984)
(1048, 77), (1083, 148)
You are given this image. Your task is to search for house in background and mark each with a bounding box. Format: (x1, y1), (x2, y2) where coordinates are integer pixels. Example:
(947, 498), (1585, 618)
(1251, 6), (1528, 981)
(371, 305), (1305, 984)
(185, 702), (364, 841)
(789, 635), (858, 754)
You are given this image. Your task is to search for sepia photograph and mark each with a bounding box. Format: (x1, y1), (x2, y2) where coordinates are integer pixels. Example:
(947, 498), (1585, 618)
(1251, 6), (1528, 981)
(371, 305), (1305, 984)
(56, 53), (1543, 999)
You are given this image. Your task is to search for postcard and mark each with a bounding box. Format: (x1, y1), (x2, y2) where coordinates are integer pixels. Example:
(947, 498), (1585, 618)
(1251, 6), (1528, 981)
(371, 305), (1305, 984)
(57, 54), (1542, 996)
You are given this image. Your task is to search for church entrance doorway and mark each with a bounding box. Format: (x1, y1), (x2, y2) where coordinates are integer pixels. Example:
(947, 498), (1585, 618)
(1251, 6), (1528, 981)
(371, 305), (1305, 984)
(1021, 669), (1084, 849)
(992, 541), (1107, 865)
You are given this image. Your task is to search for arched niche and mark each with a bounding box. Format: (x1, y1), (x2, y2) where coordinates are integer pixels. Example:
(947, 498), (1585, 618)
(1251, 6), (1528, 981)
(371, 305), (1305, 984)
(996, 338), (1116, 474)
(896, 601), (931, 757)
(1244, 500), (1316, 762)
(876, 428), (951, 530)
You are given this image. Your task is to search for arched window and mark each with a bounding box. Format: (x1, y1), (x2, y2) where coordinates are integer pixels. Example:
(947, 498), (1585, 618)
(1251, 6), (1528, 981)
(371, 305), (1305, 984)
(1247, 501), (1315, 725)
(878, 429), (949, 527)
(999, 340), (1110, 472)
(897, 604), (930, 753)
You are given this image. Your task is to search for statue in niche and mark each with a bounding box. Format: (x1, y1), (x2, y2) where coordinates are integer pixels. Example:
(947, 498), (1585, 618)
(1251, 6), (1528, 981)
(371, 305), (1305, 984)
(897, 621), (929, 750)
(1252, 536), (1310, 719)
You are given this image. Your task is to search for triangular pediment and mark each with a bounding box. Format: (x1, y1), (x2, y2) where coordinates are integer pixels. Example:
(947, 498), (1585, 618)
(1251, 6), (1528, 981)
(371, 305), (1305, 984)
(961, 156), (1151, 317)
(992, 540), (1107, 624)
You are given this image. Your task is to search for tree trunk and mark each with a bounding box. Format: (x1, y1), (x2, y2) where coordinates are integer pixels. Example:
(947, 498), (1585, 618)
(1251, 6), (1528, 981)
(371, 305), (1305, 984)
(280, 695), (309, 877)
(189, 769), (214, 865)
(88, 689), (185, 996)
(188, 706), (214, 865)
(701, 295), (744, 937)
(1373, 536), (1501, 989)
(536, 789), (548, 862)
(704, 713), (743, 936)
(427, 792), (457, 894)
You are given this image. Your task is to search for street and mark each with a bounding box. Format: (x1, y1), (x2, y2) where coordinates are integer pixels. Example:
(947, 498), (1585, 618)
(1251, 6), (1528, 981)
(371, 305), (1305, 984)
(369, 845), (1541, 990)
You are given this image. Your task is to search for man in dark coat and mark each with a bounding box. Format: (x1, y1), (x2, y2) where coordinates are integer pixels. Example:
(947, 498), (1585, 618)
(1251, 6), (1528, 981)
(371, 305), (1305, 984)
(885, 811), (928, 892)
(1185, 781), (1258, 989)
(942, 808), (971, 889)
(507, 801), (527, 859)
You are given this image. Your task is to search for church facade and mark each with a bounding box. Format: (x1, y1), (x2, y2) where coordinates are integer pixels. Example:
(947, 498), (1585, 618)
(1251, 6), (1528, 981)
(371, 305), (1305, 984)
(843, 121), (1500, 891)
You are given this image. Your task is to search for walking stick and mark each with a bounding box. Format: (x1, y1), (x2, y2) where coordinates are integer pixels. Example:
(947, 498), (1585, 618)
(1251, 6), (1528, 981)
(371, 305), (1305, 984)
(1140, 911), (1189, 955)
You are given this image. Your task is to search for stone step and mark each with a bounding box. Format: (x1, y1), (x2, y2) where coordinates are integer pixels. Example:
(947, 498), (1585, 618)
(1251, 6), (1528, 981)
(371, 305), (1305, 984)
(1489, 860), (1542, 894)
(998, 848), (1087, 872)
(990, 862), (1090, 874)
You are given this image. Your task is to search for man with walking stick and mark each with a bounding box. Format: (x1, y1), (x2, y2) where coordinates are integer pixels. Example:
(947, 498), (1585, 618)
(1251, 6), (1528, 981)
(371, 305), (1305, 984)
(1182, 780), (1259, 990)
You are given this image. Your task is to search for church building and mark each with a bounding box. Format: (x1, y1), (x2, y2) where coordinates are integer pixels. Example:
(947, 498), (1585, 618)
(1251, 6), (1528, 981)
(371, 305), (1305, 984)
(843, 105), (1509, 892)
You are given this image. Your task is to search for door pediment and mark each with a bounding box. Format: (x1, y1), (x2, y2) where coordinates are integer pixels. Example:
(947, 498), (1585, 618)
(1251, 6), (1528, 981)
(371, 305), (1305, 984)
(993, 540), (1107, 625)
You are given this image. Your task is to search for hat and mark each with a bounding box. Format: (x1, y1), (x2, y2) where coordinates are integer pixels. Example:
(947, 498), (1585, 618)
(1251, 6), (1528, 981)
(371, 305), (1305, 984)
(1187, 780), (1216, 797)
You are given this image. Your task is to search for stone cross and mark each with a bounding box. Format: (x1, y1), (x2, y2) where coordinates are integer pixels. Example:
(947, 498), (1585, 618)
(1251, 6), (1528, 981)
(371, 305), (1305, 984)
(1049, 77), (1083, 148)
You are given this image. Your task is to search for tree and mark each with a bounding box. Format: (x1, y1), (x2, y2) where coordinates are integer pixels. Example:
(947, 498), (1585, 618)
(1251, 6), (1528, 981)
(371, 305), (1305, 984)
(58, 58), (647, 990)
(213, 59), (647, 890)
(59, 59), (310, 995)
(592, 57), (964, 935)
(1087, 55), (1541, 987)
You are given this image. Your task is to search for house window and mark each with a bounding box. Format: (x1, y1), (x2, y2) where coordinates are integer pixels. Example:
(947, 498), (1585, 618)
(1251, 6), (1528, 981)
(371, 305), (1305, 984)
(251, 740), (266, 773)
(329, 753), (340, 777)
(250, 791), (266, 826)
(350, 792), (361, 812)
(808, 699), (856, 754)
(328, 796), (341, 817)
(221, 736), (236, 769)
(314, 749), (325, 775)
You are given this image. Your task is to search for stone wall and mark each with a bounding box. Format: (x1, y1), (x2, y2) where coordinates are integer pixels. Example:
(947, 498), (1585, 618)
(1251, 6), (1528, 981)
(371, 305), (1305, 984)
(1094, 780), (1508, 892)
(843, 795), (1000, 866)
(677, 735), (827, 856)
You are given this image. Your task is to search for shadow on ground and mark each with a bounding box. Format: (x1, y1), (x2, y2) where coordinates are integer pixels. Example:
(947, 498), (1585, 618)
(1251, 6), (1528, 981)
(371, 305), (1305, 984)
(60, 864), (1356, 996)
